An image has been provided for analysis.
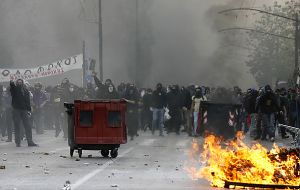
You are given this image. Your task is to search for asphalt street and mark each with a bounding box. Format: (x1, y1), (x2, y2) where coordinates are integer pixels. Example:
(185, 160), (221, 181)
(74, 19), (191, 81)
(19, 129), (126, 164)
(0, 130), (293, 190)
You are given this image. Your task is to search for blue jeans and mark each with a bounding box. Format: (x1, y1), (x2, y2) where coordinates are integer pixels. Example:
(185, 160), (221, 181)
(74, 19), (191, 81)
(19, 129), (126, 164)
(193, 112), (199, 135)
(249, 113), (257, 137)
(152, 108), (164, 135)
(261, 113), (275, 139)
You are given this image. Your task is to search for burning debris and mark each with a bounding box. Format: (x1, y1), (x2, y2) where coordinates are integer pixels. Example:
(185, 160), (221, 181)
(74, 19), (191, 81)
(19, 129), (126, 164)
(187, 132), (300, 188)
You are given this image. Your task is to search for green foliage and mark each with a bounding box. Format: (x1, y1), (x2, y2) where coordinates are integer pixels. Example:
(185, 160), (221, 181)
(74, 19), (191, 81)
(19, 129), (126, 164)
(247, 0), (299, 86)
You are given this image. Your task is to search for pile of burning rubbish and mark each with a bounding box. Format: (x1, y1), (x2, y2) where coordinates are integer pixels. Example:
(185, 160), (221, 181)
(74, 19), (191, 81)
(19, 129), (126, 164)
(187, 132), (300, 189)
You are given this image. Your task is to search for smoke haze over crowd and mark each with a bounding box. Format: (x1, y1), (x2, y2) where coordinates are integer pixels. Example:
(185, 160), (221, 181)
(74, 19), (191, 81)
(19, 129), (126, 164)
(0, 0), (269, 89)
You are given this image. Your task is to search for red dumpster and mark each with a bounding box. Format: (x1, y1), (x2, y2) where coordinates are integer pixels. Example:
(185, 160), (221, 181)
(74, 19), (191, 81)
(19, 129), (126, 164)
(64, 99), (127, 158)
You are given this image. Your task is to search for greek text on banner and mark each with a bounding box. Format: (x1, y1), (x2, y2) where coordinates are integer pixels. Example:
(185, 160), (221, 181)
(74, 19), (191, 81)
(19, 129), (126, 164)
(0, 54), (83, 82)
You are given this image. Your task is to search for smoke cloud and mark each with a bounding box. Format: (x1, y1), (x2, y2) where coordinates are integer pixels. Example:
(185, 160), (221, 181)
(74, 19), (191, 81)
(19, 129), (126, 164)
(0, 0), (263, 89)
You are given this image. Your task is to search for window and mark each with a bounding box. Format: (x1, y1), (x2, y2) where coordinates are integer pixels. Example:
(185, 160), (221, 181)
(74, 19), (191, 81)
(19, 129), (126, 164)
(79, 111), (93, 127)
(108, 111), (121, 127)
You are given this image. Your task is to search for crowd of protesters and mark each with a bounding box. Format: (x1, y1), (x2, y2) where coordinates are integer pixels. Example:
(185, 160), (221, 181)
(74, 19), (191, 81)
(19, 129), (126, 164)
(0, 73), (299, 147)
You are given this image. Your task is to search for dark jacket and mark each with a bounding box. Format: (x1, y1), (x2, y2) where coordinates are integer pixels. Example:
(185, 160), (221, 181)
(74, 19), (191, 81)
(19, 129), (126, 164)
(243, 91), (258, 114)
(32, 89), (47, 109)
(10, 81), (31, 111)
(256, 92), (279, 114)
(142, 93), (152, 110)
(106, 90), (119, 99)
(151, 90), (167, 109)
(167, 90), (183, 110)
(181, 88), (192, 110)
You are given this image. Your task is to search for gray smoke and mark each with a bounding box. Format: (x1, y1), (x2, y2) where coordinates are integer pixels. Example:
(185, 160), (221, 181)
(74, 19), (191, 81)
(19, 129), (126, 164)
(103, 0), (257, 89)
(0, 0), (260, 89)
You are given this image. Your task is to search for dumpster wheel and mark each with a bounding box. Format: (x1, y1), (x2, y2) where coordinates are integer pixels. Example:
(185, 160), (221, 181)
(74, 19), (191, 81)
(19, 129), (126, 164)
(110, 149), (118, 158)
(70, 148), (74, 157)
(101, 150), (109, 157)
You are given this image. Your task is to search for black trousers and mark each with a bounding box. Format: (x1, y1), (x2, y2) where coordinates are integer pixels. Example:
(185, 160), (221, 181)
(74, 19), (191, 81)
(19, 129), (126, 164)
(127, 110), (138, 138)
(33, 108), (44, 134)
(4, 108), (13, 141)
(168, 108), (182, 133)
(13, 109), (33, 145)
(0, 110), (5, 137)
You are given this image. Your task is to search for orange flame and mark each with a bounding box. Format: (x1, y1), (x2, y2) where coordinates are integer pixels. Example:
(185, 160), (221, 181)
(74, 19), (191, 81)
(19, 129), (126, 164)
(187, 132), (300, 188)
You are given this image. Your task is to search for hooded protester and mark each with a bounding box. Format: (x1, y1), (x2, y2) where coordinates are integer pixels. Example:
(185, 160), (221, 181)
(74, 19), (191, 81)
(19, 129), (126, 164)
(124, 84), (139, 140)
(151, 83), (167, 136)
(32, 83), (48, 134)
(276, 88), (289, 139)
(84, 82), (96, 99)
(181, 87), (192, 136)
(10, 79), (37, 147)
(106, 84), (119, 99)
(2, 86), (13, 142)
(142, 88), (153, 131)
(59, 78), (77, 140)
(44, 86), (54, 130)
(256, 85), (280, 142)
(92, 72), (118, 99)
(167, 85), (183, 135)
(117, 83), (126, 98)
(51, 85), (65, 138)
(243, 88), (258, 137)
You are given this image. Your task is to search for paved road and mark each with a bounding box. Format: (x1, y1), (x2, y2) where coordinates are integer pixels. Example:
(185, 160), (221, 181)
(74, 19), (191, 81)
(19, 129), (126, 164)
(0, 130), (293, 190)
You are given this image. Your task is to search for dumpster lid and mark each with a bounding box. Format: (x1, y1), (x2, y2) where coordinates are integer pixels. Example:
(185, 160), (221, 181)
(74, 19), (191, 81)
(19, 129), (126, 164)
(74, 99), (127, 103)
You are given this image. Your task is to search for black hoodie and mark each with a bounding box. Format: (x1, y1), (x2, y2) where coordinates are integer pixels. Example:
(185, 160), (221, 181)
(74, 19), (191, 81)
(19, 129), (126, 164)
(10, 81), (31, 111)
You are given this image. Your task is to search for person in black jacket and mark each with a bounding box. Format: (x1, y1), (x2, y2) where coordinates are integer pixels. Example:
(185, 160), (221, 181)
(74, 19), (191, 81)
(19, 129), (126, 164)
(124, 84), (139, 140)
(167, 85), (183, 135)
(142, 88), (153, 131)
(151, 83), (167, 136)
(276, 88), (289, 139)
(243, 89), (258, 138)
(181, 87), (192, 136)
(92, 72), (118, 99)
(256, 85), (279, 142)
(10, 79), (37, 147)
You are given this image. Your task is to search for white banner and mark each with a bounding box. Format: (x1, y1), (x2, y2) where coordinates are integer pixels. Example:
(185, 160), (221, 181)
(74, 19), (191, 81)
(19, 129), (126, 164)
(0, 54), (83, 82)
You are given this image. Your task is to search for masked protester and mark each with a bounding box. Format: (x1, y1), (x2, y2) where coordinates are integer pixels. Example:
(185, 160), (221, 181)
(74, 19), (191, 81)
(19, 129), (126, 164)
(167, 85), (183, 135)
(142, 88), (153, 131)
(2, 86), (13, 142)
(32, 83), (48, 134)
(255, 85), (279, 142)
(50, 85), (65, 138)
(117, 83), (126, 98)
(84, 82), (96, 99)
(151, 83), (167, 136)
(10, 79), (37, 147)
(191, 87), (207, 136)
(243, 89), (258, 138)
(92, 72), (118, 99)
(124, 84), (139, 140)
(59, 79), (77, 140)
(276, 88), (289, 139)
(107, 84), (119, 99)
(181, 87), (192, 136)
(44, 86), (54, 130)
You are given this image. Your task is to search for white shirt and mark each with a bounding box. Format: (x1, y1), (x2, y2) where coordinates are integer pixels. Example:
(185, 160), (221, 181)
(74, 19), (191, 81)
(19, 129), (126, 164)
(193, 96), (207, 112)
